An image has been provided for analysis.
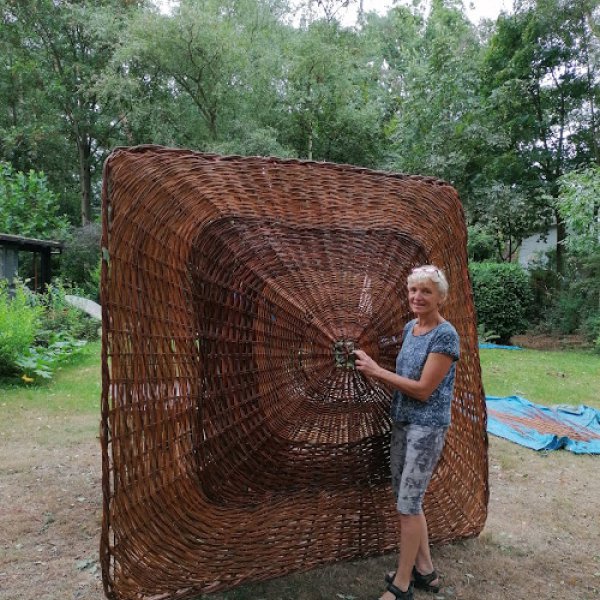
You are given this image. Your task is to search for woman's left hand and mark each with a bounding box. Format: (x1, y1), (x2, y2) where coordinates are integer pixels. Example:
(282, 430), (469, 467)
(354, 349), (381, 378)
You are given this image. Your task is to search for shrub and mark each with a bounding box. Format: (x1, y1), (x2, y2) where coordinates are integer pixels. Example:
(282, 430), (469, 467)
(0, 281), (98, 382)
(37, 281), (100, 343)
(16, 337), (87, 380)
(583, 313), (600, 353)
(542, 249), (600, 335)
(59, 223), (101, 300)
(0, 282), (42, 376)
(470, 262), (533, 344)
(467, 224), (498, 262)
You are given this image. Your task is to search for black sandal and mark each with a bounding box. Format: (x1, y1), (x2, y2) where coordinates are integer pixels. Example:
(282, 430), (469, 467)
(385, 568), (440, 593)
(385, 582), (414, 600)
(412, 567), (440, 593)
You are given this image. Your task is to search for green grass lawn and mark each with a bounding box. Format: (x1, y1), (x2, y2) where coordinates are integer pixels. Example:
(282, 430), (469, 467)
(0, 340), (101, 438)
(1, 340), (100, 411)
(2, 342), (598, 416)
(479, 347), (600, 409)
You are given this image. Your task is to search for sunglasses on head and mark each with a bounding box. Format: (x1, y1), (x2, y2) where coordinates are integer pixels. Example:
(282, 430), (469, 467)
(411, 266), (441, 280)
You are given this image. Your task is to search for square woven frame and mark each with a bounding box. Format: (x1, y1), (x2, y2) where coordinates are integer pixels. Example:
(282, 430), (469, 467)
(100, 146), (488, 600)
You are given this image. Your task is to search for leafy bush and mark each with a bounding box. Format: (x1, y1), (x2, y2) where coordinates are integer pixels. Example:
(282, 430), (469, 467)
(470, 262), (533, 344)
(548, 167), (600, 342)
(545, 291), (585, 334)
(59, 223), (102, 301)
(0, 282), (42, 376)
(583, 313), (600, 353)
(0, 281), (98, 382)
(467, 224), (498, 262)
(37, 281), (100, 343)
(16, 338), (87, 380)
(542, 249), (600, 336)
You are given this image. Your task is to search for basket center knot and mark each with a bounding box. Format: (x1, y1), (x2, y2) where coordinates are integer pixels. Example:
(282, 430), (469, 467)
(333, 340), (355, 369)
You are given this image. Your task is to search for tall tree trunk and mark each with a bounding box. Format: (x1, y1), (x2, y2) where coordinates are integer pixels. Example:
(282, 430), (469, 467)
(555, 207), (566, 277)
(77, 134), (92, 225)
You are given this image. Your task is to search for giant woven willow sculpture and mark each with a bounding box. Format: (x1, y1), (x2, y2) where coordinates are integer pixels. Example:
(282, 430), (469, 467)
(100, 146), (488, 600)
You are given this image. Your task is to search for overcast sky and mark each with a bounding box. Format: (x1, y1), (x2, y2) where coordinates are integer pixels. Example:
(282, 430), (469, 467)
(157, 1), (514, 23)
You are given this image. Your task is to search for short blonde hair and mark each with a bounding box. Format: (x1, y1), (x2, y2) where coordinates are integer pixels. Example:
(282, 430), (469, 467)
(407, 265), (449, 300)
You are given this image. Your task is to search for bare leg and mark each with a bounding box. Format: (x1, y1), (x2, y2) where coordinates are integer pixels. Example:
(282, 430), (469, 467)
(380, 513), (420, 599)
(386, 513), (438, 584)
(414, 513), (434, 575)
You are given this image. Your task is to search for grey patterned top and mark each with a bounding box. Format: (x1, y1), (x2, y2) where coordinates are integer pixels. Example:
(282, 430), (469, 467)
(390, 319), (460, 427)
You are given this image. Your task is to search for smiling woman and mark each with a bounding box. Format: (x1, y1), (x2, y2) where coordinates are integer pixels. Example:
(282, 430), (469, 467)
(354, 264), (460, 600)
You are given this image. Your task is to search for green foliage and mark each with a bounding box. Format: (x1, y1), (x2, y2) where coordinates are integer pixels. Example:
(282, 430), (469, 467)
(557, 167), (600, 257)
(545, 291), (586, 335)
(277, 20), (385, 165)
(208, 124), (296, 159)
(382, 1), (486, 188)
(0, 340), (101, 419)
(59, 224), (102, 300)
(15, 337), (87, 380)
(0, 161), (69, 238)
(0, 281), (41, 376)
(0, 280), (97, 382)
(470, 262), (533, 344)
(477, 0), (600, 271)
(543, 170), (600, 337)
(543, 249), (600, 334)
(0, 0), (141, 223)
(527, 257), (561, 323)
(37, 281), (100, 343)
(470, 183), (552, 262)
(467, 225), (498, 262)
(583, 314), (600, 353)
(477, 323), (500, 343)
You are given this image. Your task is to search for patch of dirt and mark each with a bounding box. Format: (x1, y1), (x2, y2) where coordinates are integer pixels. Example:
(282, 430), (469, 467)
(0, 411), (103, 600)
(511, 332), (592, 351)
(1, 410), (599, 600)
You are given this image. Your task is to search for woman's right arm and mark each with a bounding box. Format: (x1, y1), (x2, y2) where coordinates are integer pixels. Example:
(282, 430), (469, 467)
(354, 349), (453, 402)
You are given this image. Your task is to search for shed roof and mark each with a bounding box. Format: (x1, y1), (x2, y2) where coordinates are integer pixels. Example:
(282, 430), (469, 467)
(0, 233), (63, 252)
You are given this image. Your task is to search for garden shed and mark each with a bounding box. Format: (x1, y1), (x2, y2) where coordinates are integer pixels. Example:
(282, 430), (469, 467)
(0, 233), (63, 291)
(100, 145), (488, 600)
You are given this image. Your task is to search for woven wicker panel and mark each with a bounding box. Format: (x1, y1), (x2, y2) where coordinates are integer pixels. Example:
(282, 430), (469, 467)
(100, 145), (488, 600)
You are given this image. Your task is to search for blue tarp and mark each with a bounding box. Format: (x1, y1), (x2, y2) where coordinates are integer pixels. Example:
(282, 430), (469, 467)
(479, 342), (523, 350)
(486, 395), (600, 454)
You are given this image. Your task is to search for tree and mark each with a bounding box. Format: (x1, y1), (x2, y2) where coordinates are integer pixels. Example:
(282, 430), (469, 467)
(480, 0), (600, 271)
(552, 165), (600, 341)
(0, 161), (69, 239)
(0, 0), (142, 224)
(371, 0), (495, 205)
(109, 0), (288, 150)
(276, 19), (385, 165)
(557, 166), (600, 256)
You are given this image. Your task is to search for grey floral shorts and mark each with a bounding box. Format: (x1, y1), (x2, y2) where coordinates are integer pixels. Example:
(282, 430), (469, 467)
(390, 422), (447, 515)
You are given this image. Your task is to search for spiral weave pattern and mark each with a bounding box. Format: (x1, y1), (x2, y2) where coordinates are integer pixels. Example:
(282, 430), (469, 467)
(100, 145), (488, 600)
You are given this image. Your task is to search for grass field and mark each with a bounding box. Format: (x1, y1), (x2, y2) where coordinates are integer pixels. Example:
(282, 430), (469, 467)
(4, 341), (599, 405)
(3, 341), (597, 414)
(479, 347), (600, 409)
(0, 340), (100, 444)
